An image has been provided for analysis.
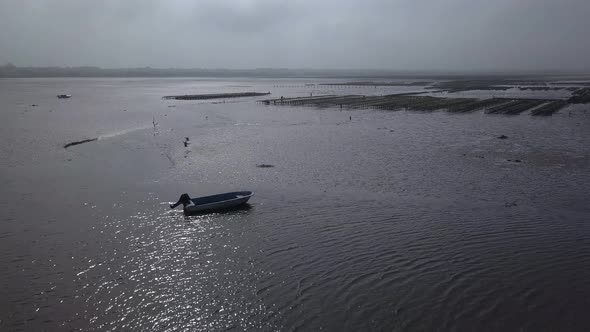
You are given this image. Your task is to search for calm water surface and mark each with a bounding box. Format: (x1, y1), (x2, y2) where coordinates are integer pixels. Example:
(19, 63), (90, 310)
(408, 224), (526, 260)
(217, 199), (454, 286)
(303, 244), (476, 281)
(1, 78), (589, 331)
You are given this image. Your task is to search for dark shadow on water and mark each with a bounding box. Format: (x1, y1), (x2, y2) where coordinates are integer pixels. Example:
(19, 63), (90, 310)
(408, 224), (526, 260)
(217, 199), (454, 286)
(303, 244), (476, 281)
(182, 203), (253, 221)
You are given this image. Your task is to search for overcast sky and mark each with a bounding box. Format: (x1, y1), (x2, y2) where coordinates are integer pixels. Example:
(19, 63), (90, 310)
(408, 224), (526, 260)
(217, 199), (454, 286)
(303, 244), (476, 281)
(1, 0), (589, 71)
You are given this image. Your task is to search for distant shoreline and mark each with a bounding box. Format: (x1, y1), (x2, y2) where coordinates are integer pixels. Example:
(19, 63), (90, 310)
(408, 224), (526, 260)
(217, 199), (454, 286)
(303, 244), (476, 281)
(2, 65), (590, 80)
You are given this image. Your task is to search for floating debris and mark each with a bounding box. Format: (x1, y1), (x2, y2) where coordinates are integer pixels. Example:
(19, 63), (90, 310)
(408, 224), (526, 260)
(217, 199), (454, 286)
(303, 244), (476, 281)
(256, 164), (275, 168)
(64, 138), (98, 149)
(163, 92), (271, 100)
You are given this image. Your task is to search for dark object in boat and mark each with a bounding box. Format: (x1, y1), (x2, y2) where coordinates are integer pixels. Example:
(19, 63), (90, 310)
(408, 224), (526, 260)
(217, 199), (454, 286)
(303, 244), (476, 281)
(170, 192), (253, 215)
(57, 94), (72, 99)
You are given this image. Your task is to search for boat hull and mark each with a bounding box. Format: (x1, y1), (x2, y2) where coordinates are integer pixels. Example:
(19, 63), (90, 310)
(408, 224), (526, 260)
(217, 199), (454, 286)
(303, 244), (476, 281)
(184, 191), (253, 215)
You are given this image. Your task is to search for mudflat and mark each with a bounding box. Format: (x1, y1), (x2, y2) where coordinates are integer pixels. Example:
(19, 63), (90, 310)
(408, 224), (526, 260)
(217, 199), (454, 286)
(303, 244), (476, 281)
(1, 77), (589, 331)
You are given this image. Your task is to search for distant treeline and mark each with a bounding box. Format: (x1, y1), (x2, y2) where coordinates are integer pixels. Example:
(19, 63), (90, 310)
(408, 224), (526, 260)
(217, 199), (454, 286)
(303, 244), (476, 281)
(0, 63), (588, 79)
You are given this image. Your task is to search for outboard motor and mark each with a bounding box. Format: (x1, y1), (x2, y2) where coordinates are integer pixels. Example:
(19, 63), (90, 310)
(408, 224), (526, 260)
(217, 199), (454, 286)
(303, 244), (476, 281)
(170, 193), (192, 209)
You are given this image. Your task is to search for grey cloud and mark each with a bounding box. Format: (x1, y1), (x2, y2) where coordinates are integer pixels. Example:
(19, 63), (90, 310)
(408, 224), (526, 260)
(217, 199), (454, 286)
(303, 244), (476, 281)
(0, 0), (589, 71)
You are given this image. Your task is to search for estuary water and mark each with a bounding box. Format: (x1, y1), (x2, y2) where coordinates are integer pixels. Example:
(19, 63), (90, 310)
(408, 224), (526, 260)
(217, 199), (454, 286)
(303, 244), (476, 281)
(1, 78), (589, 331)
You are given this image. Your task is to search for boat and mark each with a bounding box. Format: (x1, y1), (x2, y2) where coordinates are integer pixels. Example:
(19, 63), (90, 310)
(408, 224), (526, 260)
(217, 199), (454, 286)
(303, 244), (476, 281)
(170, 191), (253, 215)
(57, 94), (72, 99)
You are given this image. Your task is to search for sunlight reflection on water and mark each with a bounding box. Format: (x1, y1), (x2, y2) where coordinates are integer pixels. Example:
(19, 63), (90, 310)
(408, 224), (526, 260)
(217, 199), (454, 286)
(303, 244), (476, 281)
(1, 78), (589, 331)
(74, 200), (278, 331)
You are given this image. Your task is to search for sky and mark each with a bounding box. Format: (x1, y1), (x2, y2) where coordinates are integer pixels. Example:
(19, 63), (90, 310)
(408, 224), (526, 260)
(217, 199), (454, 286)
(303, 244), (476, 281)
(0, 0), (589, 72)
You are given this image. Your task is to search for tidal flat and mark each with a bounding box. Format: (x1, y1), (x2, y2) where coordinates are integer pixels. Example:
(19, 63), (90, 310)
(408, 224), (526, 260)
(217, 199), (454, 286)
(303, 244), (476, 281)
(1, 77), (589, 331)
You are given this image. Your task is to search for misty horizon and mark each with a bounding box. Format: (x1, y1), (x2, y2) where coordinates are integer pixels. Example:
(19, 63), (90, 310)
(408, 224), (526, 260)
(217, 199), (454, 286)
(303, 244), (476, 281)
(1, 0), (590, 72)
(3, 64), (590, 79)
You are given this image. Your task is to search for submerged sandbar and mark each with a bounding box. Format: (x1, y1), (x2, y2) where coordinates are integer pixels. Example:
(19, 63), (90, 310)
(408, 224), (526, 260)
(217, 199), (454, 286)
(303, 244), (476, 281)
(163, 92), (270, 100)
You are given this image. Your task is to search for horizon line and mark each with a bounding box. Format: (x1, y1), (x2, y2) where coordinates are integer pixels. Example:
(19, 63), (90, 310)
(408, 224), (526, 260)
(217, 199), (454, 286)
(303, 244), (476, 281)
(2, 64), (590, 78)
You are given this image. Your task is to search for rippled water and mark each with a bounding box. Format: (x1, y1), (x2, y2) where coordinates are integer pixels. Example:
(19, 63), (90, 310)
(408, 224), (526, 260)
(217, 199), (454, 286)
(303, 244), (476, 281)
(1, 78), (590, 331)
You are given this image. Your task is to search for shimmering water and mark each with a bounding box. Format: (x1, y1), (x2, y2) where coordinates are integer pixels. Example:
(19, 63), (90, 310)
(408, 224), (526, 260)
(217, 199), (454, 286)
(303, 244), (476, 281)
(1, 78), (589, 331)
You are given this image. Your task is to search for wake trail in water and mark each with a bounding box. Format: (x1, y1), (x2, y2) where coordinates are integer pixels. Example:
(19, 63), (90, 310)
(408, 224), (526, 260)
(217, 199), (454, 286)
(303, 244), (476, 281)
(64, 126), (152, 149)
(97, 126), (152, 139)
